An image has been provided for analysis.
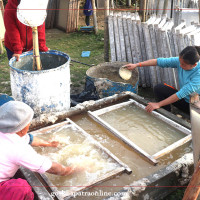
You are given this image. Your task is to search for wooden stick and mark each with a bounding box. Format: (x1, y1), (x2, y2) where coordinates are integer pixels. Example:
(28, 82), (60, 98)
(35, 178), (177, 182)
(91, 0), (98, 34)
(0, 38), (3, 54)
(32, 27), (42, 71)
(182, 160), (200, 200)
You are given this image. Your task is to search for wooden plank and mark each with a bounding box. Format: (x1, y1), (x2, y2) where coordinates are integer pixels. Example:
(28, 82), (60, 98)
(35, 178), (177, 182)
(154, 16), (167, 87)
(108, 15), (116, 62)
(142, 22), (157, 88)
(71, 0), (75, 32)
(127, 16), (137, 64)
(135, 18), (147, 88)
(65, 0), (70, 33)
(122, 13), (132, 63)
(160, 29), (171, 85)
(117, 12), (126, 62)
(130, 15), (139, 60)
(149, 23), (161, 84)
(164, 19), (177, 88)
(152, 134), (192, 160)
(113, 12), (122, 61)
(150, 15), (162, 84)
(88, 111), (158, 165)
(127, 13), (138, 64)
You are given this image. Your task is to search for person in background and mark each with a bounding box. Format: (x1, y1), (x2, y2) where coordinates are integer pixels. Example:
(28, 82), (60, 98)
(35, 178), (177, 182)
(83, 0), (93, 26)
(0, 101), (83, 200)
(125, 46), (200, 114)
(4, 0), (49, 61)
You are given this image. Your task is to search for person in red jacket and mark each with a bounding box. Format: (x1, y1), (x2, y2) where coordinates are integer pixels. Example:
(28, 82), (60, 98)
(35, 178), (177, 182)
(4, 0), (48, 61)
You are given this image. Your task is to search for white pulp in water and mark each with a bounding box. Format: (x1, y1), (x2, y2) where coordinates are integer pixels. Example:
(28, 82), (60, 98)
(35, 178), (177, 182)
(101, 104), (185, 155)
(34, 125), (120, 191)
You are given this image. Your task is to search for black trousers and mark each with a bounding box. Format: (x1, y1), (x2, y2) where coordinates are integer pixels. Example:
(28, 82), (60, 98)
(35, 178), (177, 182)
(153, 83), (190, 114)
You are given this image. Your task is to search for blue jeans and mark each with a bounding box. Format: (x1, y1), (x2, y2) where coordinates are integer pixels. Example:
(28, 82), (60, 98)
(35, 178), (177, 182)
(5, 47), (14, 60)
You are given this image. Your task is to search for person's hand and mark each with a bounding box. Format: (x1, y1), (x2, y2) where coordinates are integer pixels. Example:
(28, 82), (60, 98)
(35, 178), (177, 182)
(46, 141), (59, 147)
(62, 166), (85, 176)
(145, 102), (160, 112)
(12, 54), (20, 61)
(124, 63), (138, 70)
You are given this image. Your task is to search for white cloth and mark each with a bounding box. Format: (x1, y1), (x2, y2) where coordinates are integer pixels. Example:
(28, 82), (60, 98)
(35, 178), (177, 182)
(0, 132), (52, 182)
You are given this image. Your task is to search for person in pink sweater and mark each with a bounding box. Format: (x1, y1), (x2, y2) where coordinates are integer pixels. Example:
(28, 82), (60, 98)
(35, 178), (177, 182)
(0, 101), (82, 200)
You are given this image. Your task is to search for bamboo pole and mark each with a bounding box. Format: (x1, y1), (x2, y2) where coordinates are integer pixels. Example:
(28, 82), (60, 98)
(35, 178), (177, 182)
(0, 38), (3, 54)
(0, 0), (4, 16)
(91, 0), (98, 34)
(104, 0), (109, 62)
(32, 27), (42, 71)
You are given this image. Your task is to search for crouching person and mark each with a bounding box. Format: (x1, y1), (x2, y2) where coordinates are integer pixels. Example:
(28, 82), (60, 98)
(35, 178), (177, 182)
(0, 101), (80, 200)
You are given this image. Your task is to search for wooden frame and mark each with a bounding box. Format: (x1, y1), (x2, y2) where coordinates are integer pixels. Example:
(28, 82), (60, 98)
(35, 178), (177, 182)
(88, 99), (191, 165)
(30, 118), (131, 199)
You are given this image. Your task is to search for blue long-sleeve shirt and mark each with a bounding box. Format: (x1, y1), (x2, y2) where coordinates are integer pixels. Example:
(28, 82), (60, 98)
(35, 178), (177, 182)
(157, 57), (200, 103)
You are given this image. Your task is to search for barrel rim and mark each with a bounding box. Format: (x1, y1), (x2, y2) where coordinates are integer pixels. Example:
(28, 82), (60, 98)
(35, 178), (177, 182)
(9, 50), (70, 73)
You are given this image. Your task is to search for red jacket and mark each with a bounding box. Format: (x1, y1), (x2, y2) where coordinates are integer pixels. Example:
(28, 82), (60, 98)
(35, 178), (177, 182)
(4, 0), (48, 54)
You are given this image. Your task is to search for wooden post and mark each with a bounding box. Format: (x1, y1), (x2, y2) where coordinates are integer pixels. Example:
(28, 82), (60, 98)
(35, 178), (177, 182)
(142, 0), (147, 22)
(32, 27), (42, 71)
(104, 0), (109, 62)
(126, 0), (131, 6)
(110, 0), (114, 9)
(91, 0), (98, 34)
(182, 160), (200, 200)
(183, 94), (200, 200)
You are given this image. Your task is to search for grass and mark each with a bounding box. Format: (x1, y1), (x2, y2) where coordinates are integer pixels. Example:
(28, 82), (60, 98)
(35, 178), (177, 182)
(0, 50), (11, 95)
(0, 29), (105, 95)
(46, 29), (105, 92)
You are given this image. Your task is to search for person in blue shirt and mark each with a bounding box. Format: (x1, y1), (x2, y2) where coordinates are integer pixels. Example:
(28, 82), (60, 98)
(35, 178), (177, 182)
(125, 46), (200, 114)
(83, 0), (93, 26)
